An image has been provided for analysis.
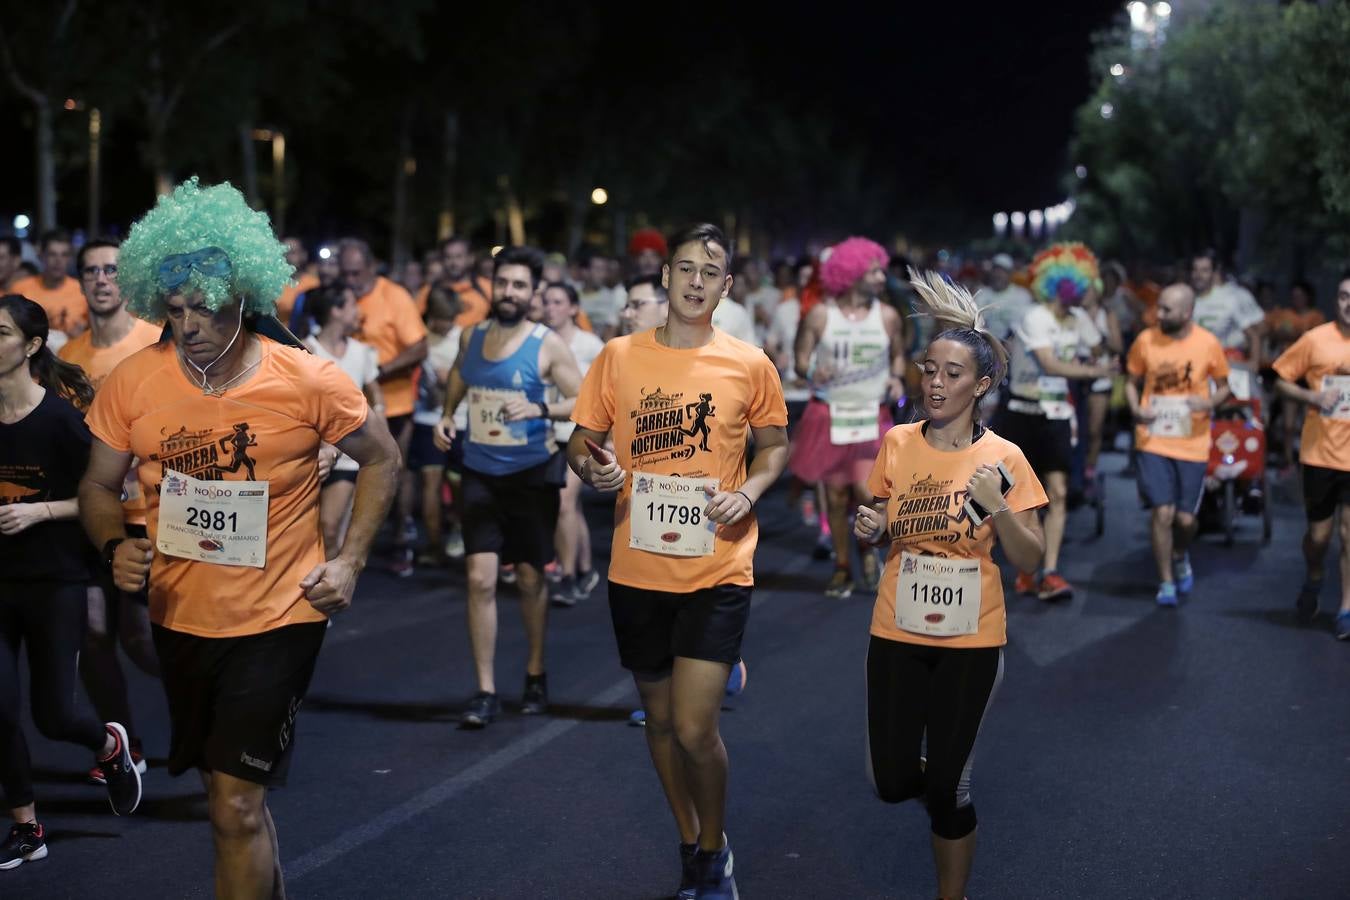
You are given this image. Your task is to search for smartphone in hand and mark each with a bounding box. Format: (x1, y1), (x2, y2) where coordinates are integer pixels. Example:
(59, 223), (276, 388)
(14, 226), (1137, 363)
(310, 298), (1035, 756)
(963, 461), (1015, 527)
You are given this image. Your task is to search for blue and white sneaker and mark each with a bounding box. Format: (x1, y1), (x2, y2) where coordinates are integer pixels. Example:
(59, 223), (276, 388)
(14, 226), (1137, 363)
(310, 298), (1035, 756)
(1173, 554), (1194, 595)
(1156, 582), (1178, 608)
(677, 842), (698, 899)
(1335, 611), (1350, 641)
(694, 840), (738, 899)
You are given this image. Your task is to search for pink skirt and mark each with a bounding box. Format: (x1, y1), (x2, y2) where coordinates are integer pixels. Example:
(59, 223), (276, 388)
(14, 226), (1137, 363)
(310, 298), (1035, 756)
(788, 399), (887, 487)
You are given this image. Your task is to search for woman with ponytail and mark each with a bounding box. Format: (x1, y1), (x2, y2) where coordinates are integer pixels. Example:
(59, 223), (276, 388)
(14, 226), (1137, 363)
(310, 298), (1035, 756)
(0, 295), (142, 869)
(852, 271), (1047, 900)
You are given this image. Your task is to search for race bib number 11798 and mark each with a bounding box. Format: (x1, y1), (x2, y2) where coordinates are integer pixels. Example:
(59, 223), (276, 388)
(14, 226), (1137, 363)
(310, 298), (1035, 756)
(629, 473), (718, 557)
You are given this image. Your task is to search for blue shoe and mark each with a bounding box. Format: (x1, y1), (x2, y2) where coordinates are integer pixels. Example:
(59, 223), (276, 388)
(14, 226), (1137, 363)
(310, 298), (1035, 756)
(627, 709), (646, 727)
(1336, 611), (1350, 641)
(1156, 582), (1178, 608)
(1173, 554), (1194, 595)
(677, 842), (698, 899)
(725, 660), (747, 697)
(693, 841), (738, 900)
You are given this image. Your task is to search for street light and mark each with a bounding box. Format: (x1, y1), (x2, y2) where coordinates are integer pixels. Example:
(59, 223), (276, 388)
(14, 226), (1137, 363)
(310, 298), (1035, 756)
(1028, 209), (1045, 238)
(1100, 102), (1115, 120)
(591, 187), (609, 206)
(1154, 1), (1171, 18)
(1110, 63), (1125, 78)
(993, 211), (1009, 237)
(13, 214), (31, 231)
(1010, 211), (1026, 238)
(1075, 165), (1088, 179)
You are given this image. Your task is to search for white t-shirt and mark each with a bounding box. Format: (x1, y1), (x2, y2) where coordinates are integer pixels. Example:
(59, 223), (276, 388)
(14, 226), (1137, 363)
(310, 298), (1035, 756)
(554, 327), (605, 441)
(305, 335), (379, 470)
(978, 284), (1035, 343)
(413, 327), (464, 427)
(711, 298), (758, 346)
(579, 286), (626, 331)
(1007, 304), (1102, 412)
(1194, 282), (1264, 352)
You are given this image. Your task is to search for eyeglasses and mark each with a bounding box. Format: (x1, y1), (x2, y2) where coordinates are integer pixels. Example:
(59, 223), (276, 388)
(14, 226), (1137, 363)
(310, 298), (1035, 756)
(81, 264), (118, 278)
(625, 299), (667, 311)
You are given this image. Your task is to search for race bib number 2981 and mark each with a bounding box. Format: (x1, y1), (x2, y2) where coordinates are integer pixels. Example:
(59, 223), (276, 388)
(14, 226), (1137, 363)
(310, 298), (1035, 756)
(157, 470), (269, 568)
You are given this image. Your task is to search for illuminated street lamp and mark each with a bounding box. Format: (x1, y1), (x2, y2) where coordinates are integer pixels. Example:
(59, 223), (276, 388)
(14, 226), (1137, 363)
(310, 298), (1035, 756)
(993, 211), (1009, 238)
(1010, 211), (1026, 238)
(591, 187), (609, 206)
(1028, 209), (1045, 239)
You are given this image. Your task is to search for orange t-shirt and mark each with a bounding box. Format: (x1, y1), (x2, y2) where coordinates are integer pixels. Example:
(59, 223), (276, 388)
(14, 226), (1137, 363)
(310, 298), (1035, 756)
(1272, 322), (1350, 472)
(866, 423), (1047, 649)
(60, 317), (164, 525)
(572, 328), (788, 591)
(1126, 325), (1230, 463)
(274, 273), (320, 323)
(355, 276), (428, 417)
(12, 274), (88, 335)
(417, 276), (492, 326)
(85, 337), (369, 637)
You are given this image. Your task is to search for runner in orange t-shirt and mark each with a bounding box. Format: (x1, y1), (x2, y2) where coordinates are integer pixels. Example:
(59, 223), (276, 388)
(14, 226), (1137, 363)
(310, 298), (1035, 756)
(419, 236), (493, 327)
(11, 229), (88, 338)
(1273, 273), (1350, 638)
(57, 239), (162, 784)
(1125, 283), (1231, 607)
(569, 224), (789, 899)
(853, 270), (1046, 900)
(77, 179), (400, 898)
(273, 236), (320, 324)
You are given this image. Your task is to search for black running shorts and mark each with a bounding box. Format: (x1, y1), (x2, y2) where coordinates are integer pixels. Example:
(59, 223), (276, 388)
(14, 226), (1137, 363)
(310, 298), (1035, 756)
(994, 408), (1071, 476)
(608, 581), (752, 680)
(152, 620), (326, 787)
(1302, 463), (1350, 523)
(461, 456), (562, 567)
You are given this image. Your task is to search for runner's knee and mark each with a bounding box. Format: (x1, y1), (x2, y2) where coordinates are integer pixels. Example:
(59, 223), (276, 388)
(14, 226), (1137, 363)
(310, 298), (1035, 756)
(209, 784), (267, 839)
(927, 796), (978, 840)
(673, 715), (720, 757)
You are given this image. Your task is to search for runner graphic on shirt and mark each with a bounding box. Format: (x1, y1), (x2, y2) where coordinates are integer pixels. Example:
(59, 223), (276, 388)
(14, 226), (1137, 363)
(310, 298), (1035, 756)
(682, 393), (716, 451)
(218, 423), (259, 480)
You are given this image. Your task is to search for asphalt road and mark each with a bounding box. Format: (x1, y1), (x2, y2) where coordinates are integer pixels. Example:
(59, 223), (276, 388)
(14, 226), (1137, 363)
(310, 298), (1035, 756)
(9, 452), (1349, 899)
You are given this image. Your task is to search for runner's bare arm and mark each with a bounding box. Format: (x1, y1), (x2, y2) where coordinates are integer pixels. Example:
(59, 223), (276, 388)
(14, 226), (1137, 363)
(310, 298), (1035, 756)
(705, 424), (789, 526)
(363, 378), (385, 417)
(1244, 325), (1263, 370)
(300, 415), (400, 614)
(1032, 347), (1113, 380)
(542, 332), (582, 416)
(79, 438), (134, 549)
(1275, 375), (1337, 412)
(793, 304), (827, 382)
(854, 497), (890, 544)
(568, 426), (625, 492)
(1202, 381), (1233, 411)
(881, 304), (907, 400)
(433, 328), (475, 448)
(1125, 377), (1155, 422)
(969, 463), (1043, 572)
(377, 337), (428, 382)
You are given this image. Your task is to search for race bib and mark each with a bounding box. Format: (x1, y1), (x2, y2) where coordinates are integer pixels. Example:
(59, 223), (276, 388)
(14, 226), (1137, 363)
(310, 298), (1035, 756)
(1037, 376), (1073, 420)
(829, 400), (880, 445)
(629, 473), (718, 557)
(895, 552), (981, 637)
(1322, 375), (1350, 421)
(1148, 395), (1193, 439)
(467, 387), (528, 446)
(157, 470), (268, 568)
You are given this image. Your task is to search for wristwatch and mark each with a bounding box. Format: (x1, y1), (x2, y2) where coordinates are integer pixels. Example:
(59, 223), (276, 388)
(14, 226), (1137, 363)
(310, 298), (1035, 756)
(102, 537), (126, 568)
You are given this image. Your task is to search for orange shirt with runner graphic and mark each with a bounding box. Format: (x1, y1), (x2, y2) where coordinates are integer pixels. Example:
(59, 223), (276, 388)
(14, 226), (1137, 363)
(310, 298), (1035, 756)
(355, 276), (427, 417)
(866, 423), (1047, 649)
(572, 328), (788, 592)
(12, 274), (88, 334)
(274, 273), (320, 323)
(1127, 325), (1230, 463)
(1272, 322), (1350, 472)
(60, 317), (163, 525)
(85, 337), (369, 638)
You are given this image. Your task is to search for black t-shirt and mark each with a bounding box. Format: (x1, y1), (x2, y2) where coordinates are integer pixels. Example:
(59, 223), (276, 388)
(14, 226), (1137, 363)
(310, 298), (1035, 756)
(0, 390), (94, 582)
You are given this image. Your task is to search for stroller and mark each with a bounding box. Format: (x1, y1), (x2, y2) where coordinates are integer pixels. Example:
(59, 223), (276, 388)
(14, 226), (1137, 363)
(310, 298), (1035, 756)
(1198, 361), (1273, 545)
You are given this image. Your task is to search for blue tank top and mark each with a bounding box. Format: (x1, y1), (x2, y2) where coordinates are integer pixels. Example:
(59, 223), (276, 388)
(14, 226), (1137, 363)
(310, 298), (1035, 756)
(460, 322), (554, 475)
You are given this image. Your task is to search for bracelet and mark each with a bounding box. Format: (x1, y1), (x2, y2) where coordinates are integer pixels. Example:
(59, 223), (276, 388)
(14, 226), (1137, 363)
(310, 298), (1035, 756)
(734, 490), (754, 508)
(537, 401), (550, 419)
(991, 504), (1011, 517)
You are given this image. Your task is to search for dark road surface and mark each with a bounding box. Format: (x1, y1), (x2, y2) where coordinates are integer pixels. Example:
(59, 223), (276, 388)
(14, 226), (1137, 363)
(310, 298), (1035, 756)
(10, 453), (1349, 898)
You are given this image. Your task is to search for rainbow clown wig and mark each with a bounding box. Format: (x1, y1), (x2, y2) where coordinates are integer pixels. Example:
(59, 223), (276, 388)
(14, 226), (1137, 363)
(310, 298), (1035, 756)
(117, 177), (294, 323)
(819, 236), (889, 297)
(1028, 242), (1100, 306)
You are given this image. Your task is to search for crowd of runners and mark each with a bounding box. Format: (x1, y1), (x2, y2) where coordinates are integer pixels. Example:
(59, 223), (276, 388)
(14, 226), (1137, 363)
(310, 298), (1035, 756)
(1, 177), (1347, 899)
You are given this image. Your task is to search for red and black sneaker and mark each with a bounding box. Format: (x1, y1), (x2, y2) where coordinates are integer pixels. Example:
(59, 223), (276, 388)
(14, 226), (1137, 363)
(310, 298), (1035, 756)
(99, 722), (142, 816)
(88, 747), (147, 786)
(0, 822), (46, 870)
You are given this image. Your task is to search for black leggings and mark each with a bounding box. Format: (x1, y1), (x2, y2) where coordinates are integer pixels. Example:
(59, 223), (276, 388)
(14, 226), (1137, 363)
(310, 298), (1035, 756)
(0, 580), (107, 810)
(866, 636), (1003, 840)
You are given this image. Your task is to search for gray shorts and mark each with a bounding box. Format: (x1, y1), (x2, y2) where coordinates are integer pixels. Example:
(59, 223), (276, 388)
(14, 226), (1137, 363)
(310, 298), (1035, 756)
(1136, 451), (1206, 513)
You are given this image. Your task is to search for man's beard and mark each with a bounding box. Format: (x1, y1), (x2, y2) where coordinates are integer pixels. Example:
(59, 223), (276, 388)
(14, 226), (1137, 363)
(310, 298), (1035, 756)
(493, 302), (525, 325)
(1160, 318), (1185, 335)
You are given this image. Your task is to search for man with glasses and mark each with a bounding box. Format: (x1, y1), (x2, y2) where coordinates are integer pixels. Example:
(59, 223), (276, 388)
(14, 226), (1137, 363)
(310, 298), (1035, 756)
(12, 229), (87, 339)
(0, 236), (22, 292)
(58, 239), (163, 782)
(620, 274), (670, 335)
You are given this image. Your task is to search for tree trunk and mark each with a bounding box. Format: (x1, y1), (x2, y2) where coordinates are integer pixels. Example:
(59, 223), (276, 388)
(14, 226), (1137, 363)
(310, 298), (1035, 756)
(239, 122), (259, 207)
(437, 110), (458, 240)
(34, 99), (56, 233)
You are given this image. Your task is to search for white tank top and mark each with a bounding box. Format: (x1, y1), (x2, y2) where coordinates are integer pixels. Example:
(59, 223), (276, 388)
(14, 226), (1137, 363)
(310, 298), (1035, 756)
(815, 301), (890, 404)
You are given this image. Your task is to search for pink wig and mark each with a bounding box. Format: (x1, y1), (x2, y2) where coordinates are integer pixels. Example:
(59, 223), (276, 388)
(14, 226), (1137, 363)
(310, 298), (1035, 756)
(820, 237), (888, 297)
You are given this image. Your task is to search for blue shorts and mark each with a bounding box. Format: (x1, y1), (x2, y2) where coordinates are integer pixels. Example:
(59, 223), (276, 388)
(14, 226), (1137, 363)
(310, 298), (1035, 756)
(1136, 451), (1206, 513)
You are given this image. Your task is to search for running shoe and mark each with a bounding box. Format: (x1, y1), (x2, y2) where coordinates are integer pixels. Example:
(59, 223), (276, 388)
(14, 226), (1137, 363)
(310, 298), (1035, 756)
(389, 550), (414, 578)
(1173, 554), (1194, 595)
(1336, 611), (1350, 641)
(1014, 571), (1038, 596)
(860, 551), (881, 592)
(575, 569), (600, 597)
(1156, 582), (1178, 608)
(725, 660), (748, 696)
(550, 575), (578, 608)
(800, 496), (818, 527)
(521, 674), (548, 715)
(398, 517), (419, 546)
(544, 559), (562, 583)
(628, 709), (646, 727)
(693, 840), (738, 900)
(824, 568), (854, 599)
(1038, 572), (1073, 602)
(88, 749), (147, 786)
(443, 528), (465, 560)
(811, 532), (833, 561)
(415, 547), (447, 569)
(1296, 581), (1322, 624)
(459, 692), (500, 729)
(678, 842), (698, 900)
(101, 722), (142, 816)
(499, 564), (517, 585)
(0, 822), (46, 870)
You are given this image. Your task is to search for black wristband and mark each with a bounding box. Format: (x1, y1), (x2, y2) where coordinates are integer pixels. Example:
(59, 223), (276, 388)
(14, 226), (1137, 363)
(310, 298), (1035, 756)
(537, 401), (550, 419)
(734, 490), (754, 508)
(102, 537), (126, 569)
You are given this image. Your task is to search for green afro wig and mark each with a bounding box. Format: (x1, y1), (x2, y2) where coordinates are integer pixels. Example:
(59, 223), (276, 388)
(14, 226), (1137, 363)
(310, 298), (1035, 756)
(117, 177), (294, 322)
